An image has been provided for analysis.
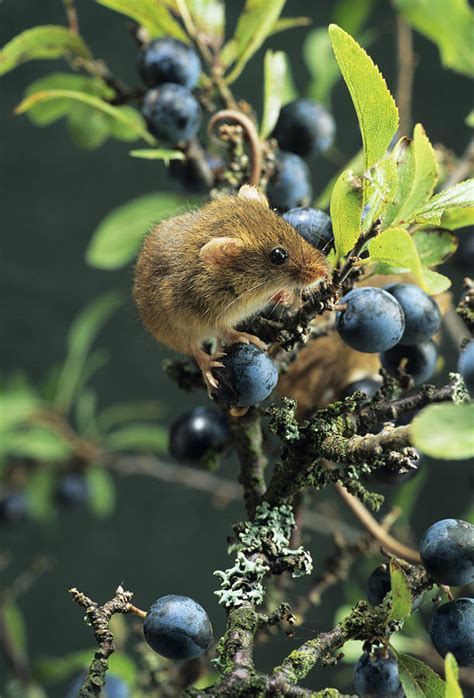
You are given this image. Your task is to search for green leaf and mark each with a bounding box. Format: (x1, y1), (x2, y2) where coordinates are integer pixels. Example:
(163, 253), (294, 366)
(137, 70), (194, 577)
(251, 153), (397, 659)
(396, 651), (446, 697)
(444, 653), (463, 698)
(333, 0), (374, 35)
(25, 467), (57, 521)
(16, 90), (155, 145)
(67, 103), (111, 150)
(108, 653), (137, 685)
(86, 192), (198, 270)
(129, 148), (185, 162)
(24, 73), (113, 126)
(96, 0), (189, 42)
(316, 148), (364, 209)
(96, 401), (162, 433)
(439, 206), (474, 230)
(330, 169), (363, 259)
(411, 403), (474, 460)
(86, 466), (116, 518)
(393, 0), (474, 78)
(224, 0), (286, 84)
(363, 156), (399, 232)
(467, 111), (474, 128)
(2, 427), (72, 462)
(186, 0), (225, 44)
(0, 26), (91, 75)
(393, 124), (438, 224)
(260, 50), (292, 139)
(389, 559), (412, 621)
(103, 423), (167, 453)
(367, 226), (448, 293)
(2, 603), (28, 665)
(329, 24), (398, 171)
(55, 292), (122, 412)
(412, 230), (458, 267)
(35, 649), (95, 683)
(420, 269), (451, 295)
(0, 389), (39, 432)
(270, 17), (311, 38)
(408, 179), (474, 227)
(304, 29), (340, 107)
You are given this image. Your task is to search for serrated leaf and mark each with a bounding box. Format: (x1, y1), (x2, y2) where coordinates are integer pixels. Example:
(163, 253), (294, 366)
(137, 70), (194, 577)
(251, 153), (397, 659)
(2, 603), (28, 665)
(260, 50), (291, 139)
(103, 423), (167, 453)
(411, 403), (474, 460)
(25, 467), (57, 521)
(330, 170), (363, 259)
(224, 0), (286, 84)
(393, 0), (474, 78)
(440, 206), (474, 230)
(444, 653), (463, 698)
(96, 0), (188, 42)
(129, 148), (185, 162)
(55, 292), (122, 412)
(329, 24), (398, 171)
(0, 26), (91, 75)
(16, 90), (155, 145)
(408, 179), (474, 226)
(396, 651), (446, 697)
(394, 124), (438, 224)
(86, 466), (115, 518)
(389, 559), (412, 621)
(363, 156), (398, 232)
(412, 230), (458, 267)
(3, 427), (72, 462)
(368, 227), (432, 293)
(382, 137), (415, 227)
(24, 73), (113, 126)
(86, 192), (199, 270)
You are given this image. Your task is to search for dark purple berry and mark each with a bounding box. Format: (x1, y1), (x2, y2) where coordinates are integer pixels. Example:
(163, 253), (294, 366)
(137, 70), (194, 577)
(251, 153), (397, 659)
(138, 38), (201, 89)
(336, 288), (405, 353)
(458, 340), (474, 395)
(282, 207), (333, 251)
(169, 406), (229, 462)
(267, 152), (312, 211)
(381, 340), (438, 386)
(353, 648), (404, 697)
(430, 598), (474, 666)
(143, 84), (201, 144)
(272, 98), (335, 158)
(420, 518), (474, 586)
(385, 284), (441, 346)
(214, 343), (278, 407)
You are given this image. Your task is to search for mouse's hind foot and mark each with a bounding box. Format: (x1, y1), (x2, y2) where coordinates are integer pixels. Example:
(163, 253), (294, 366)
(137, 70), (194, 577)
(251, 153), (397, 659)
(192, 347), (226, 397)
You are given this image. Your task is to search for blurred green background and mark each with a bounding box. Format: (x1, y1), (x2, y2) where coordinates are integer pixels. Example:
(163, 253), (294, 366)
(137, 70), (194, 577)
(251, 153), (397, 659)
(0, 1), (472, 695)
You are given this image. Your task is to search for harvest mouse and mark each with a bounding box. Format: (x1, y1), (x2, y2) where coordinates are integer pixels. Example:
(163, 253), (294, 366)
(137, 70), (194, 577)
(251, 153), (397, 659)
(133, 185), (330, 392)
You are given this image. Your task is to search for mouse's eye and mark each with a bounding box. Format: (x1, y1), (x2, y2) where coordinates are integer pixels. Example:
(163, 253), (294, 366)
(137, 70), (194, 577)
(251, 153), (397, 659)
(270, 246), (288, 265)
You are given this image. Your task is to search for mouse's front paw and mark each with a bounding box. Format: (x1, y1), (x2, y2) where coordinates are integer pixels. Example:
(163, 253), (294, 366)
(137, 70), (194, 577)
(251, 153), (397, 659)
(223, 330), (268, 352)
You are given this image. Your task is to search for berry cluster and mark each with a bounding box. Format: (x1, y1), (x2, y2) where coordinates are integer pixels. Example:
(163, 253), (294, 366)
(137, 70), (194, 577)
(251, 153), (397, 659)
(336, 283), (441, 386)
(354, 518), (474, 694)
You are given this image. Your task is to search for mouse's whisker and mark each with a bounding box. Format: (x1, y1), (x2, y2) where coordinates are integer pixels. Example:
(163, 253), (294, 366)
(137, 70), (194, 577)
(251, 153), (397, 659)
(215, 280), (269, 323)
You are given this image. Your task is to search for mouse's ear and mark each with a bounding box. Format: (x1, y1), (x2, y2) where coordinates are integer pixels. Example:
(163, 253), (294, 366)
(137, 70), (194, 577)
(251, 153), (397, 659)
(200, 237), (244, 266)
(238, 185), (269, 207)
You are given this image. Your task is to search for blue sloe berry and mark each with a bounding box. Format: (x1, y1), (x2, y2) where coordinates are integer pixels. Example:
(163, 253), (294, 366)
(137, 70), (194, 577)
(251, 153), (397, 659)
(169, 405), (229, 462)
(56, 472), (89, 508)
(420, 518), (474, 586)
(138, 38), (201, 89)
(214, 343), (278, 407)
(385, 283), (441, 345)
(353, 648), (404, 697)
(282, 207), (333, 251)
(380, 340), (438, 386)
(272, 98), (335, 158)
(0, 492), (27, 524)
(142, 84), (202, 144)
(267, 152), (312, 211)
(143, 595), (213, 660)
(430, 598), (474, 666)
(367, 564), (392, 606)
(458, 339), (474, 395)
(336, 288), (405, 353)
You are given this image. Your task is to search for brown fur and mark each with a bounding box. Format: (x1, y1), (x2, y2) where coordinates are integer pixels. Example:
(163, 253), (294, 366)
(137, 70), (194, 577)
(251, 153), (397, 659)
(133, 186), (329, 356)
